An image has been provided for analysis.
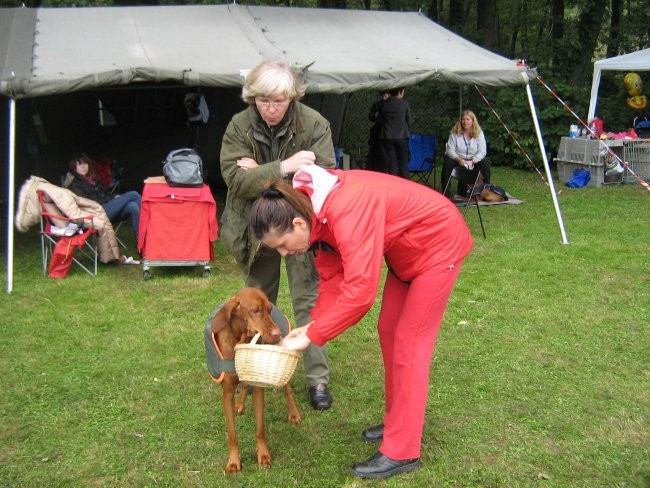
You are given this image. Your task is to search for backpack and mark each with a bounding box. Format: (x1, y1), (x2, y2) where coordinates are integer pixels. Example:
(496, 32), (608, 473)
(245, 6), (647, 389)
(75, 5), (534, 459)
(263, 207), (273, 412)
(162, 148), (204, 187)
(633, 117), (650, 138)
(565, 169), (591, 188)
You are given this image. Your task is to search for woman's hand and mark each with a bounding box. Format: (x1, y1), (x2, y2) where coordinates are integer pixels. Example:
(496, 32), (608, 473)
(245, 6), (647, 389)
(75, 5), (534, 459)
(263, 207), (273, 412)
(236, 157), (259, 170)
(464, 160), (474, 170)
(281, 151), (316, 175)
(279, 322), (314, 351)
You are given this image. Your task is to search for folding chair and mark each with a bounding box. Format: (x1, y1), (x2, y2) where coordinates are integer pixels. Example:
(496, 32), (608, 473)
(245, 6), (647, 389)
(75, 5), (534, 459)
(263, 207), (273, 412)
(111, 220), (129, 250)
(39, 191), (99, 277)
(443, 167), (486, 239)
(408, 133), (437, 188)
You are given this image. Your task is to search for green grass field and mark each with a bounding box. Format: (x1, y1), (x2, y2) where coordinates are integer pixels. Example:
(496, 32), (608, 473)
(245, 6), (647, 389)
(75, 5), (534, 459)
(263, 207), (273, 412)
(1, 167), (648, 487)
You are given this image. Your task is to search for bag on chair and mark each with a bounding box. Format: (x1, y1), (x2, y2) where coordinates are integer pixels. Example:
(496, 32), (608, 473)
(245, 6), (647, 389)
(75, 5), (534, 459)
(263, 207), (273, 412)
(162, 148), (204, 187)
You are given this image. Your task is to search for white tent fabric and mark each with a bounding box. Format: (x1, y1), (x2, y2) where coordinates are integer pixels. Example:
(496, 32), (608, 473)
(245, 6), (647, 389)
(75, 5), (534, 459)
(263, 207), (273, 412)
(1, 5), (569, 292)
(0, 4), (536, 98)
(587, 48), (650, 121)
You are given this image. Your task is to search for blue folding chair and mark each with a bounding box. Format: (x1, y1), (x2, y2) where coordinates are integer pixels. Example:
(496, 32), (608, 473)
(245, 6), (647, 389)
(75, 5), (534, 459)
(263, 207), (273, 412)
(408, 133), (437, 188)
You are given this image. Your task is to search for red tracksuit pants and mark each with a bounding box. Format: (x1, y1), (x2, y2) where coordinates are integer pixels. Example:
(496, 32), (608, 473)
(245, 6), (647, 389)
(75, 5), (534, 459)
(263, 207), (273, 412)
(377, 261), (463, 460)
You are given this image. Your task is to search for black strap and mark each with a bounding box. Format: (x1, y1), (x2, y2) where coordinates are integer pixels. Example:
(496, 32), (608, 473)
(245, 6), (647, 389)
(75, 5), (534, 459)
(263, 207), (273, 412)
(308, 241), (337, 253)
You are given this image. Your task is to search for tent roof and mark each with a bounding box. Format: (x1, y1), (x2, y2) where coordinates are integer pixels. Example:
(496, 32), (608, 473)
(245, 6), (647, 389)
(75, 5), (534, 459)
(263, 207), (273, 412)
(587, 48), (650, 120)
(0, 4), (536, 99)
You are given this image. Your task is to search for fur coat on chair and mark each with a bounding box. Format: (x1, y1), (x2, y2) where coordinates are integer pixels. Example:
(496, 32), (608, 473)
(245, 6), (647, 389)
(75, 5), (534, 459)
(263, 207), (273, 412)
(15, 176), (120, 263)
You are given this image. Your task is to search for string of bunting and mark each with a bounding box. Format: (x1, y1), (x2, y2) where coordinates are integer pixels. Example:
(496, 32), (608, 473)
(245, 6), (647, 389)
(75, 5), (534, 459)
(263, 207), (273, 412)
(535, 76), (650, 193)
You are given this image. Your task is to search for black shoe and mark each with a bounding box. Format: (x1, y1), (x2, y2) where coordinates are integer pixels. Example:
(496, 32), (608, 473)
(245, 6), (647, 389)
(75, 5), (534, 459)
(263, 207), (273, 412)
(352, 451), (420, 479)
(308, 383), (333, 410)
(361, 423), (384, 442)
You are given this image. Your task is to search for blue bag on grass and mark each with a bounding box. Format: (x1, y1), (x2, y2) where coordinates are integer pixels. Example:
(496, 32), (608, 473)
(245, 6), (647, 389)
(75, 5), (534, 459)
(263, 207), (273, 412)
(565, 169), (590, 188)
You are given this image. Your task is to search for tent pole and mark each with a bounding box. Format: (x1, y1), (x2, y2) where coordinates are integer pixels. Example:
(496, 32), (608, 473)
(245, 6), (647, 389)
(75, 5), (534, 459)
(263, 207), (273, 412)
(525, 83), (570, 244)
(459, 85), (463, 113)
(6, 98), (16, 293)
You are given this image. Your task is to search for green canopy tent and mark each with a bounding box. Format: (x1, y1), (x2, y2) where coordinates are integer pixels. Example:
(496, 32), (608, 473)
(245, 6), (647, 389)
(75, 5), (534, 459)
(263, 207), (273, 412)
(1, 4), (566, 292)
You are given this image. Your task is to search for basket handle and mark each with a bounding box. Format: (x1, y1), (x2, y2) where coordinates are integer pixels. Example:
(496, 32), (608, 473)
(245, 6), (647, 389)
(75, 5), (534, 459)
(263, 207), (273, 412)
(250, 332), (261, 345)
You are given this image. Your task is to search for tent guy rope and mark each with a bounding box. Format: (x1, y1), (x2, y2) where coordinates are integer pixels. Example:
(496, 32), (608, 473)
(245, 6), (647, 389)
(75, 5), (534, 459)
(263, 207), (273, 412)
(474, 85), (549, 186)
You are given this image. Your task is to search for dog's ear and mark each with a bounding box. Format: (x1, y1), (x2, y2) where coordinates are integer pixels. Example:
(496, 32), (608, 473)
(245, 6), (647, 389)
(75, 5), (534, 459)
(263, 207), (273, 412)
(211, 297), (240, 334)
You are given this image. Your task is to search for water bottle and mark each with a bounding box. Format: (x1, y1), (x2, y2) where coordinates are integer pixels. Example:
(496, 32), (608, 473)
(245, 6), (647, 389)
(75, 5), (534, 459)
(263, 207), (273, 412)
(569, 125), (579, 138)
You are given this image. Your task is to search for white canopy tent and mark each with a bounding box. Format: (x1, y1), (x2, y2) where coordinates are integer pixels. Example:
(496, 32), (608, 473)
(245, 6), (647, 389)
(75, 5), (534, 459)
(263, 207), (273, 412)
(587, 48), (650, 121)
(1, 4), (567, 292)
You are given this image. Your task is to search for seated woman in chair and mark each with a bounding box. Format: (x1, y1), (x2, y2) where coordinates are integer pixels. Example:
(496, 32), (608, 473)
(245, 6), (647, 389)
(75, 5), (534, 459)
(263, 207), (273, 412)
(441, 110), (491, 199)
(67, 153), (141, 243)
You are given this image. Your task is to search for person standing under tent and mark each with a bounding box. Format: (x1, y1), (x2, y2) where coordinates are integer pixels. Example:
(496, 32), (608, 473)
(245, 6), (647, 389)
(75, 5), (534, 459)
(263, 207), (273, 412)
(219, 59), (335, 410)
(379, 88), (412, 179)
(366, 90), (391, 172)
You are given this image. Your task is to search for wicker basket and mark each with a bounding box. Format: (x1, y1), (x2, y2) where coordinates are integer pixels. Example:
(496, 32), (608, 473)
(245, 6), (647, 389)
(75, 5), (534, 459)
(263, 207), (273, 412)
(234, 333), (301, 388)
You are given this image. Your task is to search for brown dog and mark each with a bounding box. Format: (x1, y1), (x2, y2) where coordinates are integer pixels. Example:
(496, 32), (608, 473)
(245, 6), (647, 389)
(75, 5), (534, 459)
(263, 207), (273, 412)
(479, 187), (506, 202)
(206, 287), (301, 474)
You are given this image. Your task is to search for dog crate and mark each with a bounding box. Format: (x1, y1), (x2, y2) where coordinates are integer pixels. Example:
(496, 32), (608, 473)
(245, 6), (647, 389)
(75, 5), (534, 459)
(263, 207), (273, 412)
(622, 140), (650, 183)
(555, 137), (624, 187)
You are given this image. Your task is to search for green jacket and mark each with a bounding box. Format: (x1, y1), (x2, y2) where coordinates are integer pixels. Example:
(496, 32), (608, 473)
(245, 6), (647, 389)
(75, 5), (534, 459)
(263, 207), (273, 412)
(219, 102), (336, 268)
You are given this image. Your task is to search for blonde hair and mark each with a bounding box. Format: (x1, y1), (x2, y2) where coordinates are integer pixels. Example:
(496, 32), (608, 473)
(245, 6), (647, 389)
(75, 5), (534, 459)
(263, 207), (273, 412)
(451, 110), (483, 139)
(241, 59), (305, 105)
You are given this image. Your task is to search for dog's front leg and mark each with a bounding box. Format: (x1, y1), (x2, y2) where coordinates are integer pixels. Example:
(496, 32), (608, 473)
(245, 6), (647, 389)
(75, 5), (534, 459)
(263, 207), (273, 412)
(282, 384), (302, 424)
(252, 386), (272, 468)
(221, 378), (242, 473)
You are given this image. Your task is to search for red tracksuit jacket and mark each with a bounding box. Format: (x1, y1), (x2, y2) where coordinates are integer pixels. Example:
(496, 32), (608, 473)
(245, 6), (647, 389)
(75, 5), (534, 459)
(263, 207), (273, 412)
(293, 166), (473, 346)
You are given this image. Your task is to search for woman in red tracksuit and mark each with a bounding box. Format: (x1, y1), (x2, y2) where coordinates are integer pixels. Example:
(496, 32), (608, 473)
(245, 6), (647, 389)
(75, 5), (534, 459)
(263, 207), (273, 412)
(249, 165), (473, 479)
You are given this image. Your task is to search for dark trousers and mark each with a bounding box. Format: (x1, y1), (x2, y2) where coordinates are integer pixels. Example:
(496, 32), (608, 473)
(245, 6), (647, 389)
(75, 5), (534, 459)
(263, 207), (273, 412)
(441, 156), (491, 198)
(382, 138), (410, 179)
(366, 138), (388, 172)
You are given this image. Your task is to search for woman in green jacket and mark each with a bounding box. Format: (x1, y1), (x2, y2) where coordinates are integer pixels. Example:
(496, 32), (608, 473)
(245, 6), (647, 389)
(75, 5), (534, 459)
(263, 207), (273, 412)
(219, 59), (336, 409)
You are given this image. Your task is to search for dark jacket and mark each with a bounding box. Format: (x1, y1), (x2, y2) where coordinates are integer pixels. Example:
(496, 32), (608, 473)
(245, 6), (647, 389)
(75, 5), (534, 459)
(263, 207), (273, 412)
(67, 175), (112, 205)
(379, 96), (412, 140)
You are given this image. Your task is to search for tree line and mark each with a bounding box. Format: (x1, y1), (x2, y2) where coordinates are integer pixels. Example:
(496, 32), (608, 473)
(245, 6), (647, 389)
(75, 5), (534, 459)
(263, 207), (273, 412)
(3, 0), (648, 166)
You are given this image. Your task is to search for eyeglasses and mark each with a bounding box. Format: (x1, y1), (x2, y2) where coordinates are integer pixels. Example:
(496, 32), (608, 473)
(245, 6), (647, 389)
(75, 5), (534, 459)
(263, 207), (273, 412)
(256, 98), (290, 110)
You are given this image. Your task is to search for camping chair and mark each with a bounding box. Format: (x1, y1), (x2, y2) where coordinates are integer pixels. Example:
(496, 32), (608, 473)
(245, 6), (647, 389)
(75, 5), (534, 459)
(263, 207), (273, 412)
(443, 167), (486, 239)
(39, 191), (98, 277)
(408, 133), (437, 188)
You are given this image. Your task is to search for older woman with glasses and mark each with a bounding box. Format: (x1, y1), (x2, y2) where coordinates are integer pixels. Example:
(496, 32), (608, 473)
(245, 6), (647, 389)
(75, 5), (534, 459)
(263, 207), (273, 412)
(219, 59), (336, 410)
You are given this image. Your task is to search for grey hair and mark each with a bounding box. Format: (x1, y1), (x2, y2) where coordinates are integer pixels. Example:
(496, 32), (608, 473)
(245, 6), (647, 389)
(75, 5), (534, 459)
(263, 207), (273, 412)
(241, 59), (306, 105)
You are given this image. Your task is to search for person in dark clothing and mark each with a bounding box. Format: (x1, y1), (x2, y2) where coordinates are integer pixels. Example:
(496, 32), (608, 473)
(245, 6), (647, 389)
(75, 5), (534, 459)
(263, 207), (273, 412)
(366, 91), (390, 172)
(67, 153), (141, 242)
(379, 88), (412, 179)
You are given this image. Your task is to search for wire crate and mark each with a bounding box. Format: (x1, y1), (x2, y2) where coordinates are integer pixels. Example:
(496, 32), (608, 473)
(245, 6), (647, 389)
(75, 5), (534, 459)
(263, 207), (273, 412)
(622, 140), (650, 183)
